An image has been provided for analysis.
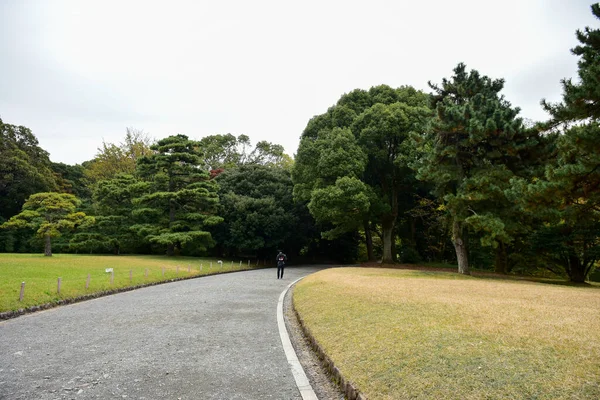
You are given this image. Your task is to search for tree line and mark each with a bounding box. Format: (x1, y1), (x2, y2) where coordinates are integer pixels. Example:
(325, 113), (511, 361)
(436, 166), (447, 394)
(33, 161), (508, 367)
(1, 4), (599, 282)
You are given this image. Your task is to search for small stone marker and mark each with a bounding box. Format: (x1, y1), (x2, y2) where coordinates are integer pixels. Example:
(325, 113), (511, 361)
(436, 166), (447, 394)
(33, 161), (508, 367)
(19, 282), (25, 301)
(57, 277), (62, 294)
(86, 274), (90, 289)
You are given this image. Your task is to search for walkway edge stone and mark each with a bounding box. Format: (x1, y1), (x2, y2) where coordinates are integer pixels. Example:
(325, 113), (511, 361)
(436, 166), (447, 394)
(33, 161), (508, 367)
(278, 277), (319, 400)
(292, 285), (367, 400)
(0, 267), (264, 321)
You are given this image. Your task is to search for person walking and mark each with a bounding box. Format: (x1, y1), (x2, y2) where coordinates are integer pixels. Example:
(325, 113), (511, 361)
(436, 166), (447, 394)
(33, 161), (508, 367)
(276, 250), (287, 279)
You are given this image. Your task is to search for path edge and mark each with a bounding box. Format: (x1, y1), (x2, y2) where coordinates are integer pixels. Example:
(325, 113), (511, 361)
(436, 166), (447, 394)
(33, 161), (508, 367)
(0, 267), (264, 321)
(290, 284), (367, 400)
(277, 277), (319, 400)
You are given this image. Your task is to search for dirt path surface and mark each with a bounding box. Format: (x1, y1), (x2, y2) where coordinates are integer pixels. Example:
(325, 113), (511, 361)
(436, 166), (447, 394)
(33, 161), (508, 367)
(0, 265), (331, 400)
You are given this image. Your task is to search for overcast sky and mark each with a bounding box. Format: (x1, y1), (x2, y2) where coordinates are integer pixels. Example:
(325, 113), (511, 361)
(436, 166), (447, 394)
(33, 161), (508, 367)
(0, 0), (596, 165)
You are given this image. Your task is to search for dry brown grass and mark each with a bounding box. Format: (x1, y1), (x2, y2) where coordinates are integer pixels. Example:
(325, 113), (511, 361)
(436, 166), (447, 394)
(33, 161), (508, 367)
(293, 267), (600, 399)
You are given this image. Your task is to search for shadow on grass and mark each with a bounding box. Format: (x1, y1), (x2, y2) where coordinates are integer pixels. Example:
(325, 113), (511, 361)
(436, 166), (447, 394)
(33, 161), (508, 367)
(359, 262), (600, 288)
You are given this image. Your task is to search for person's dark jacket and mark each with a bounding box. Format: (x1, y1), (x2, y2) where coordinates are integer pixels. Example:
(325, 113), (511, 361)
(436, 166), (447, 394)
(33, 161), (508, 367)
(276, 252), (287, 266)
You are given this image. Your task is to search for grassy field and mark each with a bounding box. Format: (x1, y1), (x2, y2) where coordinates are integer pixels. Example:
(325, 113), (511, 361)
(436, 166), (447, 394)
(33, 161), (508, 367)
(0, 253), (263, 313)
(294, 267), (600, 400)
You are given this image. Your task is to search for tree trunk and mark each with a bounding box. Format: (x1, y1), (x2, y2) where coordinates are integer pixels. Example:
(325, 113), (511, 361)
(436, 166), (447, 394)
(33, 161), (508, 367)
(494, 241), (508, 274)
(166, 174), (176, 257)
(381, 182), (398, 264)
(167, 197), (176, 256)
(567, 254), (586, 283)
(364, 220), (375, 261)
(166, 244), (175, 257)
(382, 218), (395, 264)
(452, 219), (469, 275)
(44, 234), (52, 257)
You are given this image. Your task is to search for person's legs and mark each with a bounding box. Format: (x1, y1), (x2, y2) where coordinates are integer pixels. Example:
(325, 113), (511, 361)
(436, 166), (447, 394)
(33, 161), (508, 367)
(280, 265), (284, 279)
(277, 265), (282, 279)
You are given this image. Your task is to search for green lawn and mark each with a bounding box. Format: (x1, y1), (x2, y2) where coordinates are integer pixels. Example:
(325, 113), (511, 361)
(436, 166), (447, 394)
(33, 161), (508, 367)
(294, 267), (600, 400)
(0, 253), (261, 313)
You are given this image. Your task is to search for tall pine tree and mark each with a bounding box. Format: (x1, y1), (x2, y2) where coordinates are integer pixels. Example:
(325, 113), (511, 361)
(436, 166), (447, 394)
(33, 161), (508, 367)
(416, 64), (527, 275)
(133, 135), (222, 256)
(521, 3), (600, 282)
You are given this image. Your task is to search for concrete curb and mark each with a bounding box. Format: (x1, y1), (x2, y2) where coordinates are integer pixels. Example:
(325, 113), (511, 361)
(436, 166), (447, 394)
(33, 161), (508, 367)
(0, 267), (265, 321)
(277, 277), (319, 400)
(292, 295), (367, 400)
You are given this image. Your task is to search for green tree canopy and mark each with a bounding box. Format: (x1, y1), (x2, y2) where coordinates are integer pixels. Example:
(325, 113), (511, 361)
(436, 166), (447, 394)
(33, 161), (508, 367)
(70, 174), (146, 254)
(214, 164), (306, 257)
(84, 127), (153, 184)
(51, 162), (91, 200)
(514, 4), (600, 282)
(199, 134), (293, 175)
(1, 192), (92, 256)
(416, 63), (528, 275)
(133, 134), (222, 256)
(294, 85), (431, 263)
(0, 118), (58, 221)
(543, 4), (600, 123)
(198, 133), (250, 171)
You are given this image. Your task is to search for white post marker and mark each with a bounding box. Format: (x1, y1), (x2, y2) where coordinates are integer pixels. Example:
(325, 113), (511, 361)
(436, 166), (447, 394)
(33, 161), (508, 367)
(239, 260), (242, 268)
(200, 263), (203, 271)
(19, 282), (25, 301)
(162, 267), (165, 277)
(188, 265), (191, 273)
(145, 269), (148, 278)
(86, 274), (90, 289)
(57, 277), (62, 294)
(176, 266), (179, 275)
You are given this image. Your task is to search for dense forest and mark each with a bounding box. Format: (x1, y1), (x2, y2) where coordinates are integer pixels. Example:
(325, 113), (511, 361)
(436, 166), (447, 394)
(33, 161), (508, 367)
(2, 4), (600, 282)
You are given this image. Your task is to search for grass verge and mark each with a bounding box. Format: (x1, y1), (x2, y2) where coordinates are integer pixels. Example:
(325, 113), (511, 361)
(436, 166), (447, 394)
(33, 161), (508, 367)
(293, 267), (600, 400)
(0, 253), (261, 313)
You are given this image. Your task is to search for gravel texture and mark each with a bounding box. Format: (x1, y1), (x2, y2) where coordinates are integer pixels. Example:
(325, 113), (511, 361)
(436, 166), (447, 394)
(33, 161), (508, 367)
(0, 265), (336, 400)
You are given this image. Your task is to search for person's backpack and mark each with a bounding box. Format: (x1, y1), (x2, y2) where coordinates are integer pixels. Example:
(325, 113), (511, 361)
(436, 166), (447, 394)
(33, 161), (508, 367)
(278, 254), (285, 264)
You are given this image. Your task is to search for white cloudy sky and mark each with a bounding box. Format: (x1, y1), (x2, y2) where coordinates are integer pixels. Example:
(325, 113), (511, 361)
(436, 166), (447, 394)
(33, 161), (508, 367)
(0, 0), (596, 165)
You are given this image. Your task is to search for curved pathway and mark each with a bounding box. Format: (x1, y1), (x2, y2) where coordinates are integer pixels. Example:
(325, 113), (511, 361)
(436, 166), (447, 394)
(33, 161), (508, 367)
(0, 265), (326, 400)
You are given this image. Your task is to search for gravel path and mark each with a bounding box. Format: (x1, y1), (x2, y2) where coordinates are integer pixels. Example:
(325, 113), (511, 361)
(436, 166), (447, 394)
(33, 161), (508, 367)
(0, 265), (334, 400)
